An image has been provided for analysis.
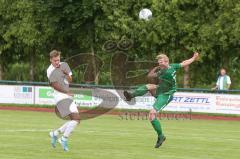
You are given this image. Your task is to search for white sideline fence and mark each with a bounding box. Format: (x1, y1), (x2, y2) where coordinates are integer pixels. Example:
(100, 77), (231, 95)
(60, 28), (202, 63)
(0, 84), (240, 115)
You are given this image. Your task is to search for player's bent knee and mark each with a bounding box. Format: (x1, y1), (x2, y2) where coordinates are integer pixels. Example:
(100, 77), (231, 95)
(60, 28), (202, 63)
(146, 84), (157, 91)
(146, 84), (152, 90)
(149, 113), (155, 121)
(74, 117), (80, 123)
(149, 89), (156, 96)
(149, 109), (157, 121)
(69, 113), (81, 122)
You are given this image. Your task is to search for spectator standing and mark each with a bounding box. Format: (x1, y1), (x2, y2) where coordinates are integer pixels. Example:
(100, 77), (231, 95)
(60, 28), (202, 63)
(212, 68), (231, 90)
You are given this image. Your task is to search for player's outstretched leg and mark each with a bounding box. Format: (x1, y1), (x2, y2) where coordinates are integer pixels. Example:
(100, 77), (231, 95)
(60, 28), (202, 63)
(123, 84), (156, 101)
(49, 121), (71, 148)
(149, 109), (166, 148)
(150, 94), (172, 148)
(58, 113), (80, 151)
(58, 121), (79, 151)
(49, 131), (58, 148)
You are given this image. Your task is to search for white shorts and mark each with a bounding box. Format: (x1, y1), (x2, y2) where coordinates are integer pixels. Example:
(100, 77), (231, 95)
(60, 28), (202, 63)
(56, 98), (79, 118)
(69, 101), (79, 113)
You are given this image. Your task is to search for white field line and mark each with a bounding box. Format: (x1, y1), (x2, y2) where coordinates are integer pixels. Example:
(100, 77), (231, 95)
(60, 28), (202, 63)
(0, 129), (239, 141)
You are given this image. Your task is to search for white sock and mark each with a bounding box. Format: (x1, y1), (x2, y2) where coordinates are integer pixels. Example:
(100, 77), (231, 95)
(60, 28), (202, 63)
(63, 120), (79, 138)
(54, 121), (71, 136)
(61, 136), (68, 141)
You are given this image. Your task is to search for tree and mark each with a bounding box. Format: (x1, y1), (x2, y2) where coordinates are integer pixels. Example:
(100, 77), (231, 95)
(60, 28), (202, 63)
(0, 0), (55, 81)
(1, 0), (240, 88)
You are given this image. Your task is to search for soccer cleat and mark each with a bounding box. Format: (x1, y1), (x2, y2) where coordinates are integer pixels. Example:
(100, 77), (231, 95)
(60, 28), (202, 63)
(123, 90), (133, 101)
(58, 137), (69, 151)
(155, 135), (166, 148)
(49, 131), (58, 148)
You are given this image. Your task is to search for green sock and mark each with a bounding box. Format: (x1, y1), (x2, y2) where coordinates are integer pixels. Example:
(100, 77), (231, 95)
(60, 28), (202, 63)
(132, 85), (148, 97)
(151, 118), (163, 137)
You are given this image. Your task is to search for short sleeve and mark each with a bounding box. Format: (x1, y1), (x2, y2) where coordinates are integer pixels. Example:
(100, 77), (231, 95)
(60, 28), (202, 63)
(227, 76), (231, 84)
(61, 62), (72, 76)
(49, 71), (58, 83)
(170, 63), (181, 70)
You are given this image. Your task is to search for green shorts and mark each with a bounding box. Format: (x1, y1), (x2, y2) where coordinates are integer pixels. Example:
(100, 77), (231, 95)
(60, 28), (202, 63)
(153, 94), (173, 112)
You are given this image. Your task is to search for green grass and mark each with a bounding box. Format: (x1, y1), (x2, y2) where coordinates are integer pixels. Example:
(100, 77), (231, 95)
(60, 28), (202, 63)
(0, 110), (239, 159)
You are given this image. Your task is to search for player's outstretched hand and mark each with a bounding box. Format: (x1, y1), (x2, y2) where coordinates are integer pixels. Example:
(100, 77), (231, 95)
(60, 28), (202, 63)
(193, 52), (199, 60)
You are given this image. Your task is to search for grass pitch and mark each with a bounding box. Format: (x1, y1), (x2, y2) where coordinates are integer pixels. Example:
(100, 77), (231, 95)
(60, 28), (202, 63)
(0, 110), (239, 159)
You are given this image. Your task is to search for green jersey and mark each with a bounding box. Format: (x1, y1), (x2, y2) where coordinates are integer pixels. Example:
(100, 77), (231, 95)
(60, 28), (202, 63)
(156, 63), (181, 95)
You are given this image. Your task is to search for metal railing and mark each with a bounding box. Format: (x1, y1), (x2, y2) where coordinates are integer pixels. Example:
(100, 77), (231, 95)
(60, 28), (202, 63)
(0, 80), (240, 94)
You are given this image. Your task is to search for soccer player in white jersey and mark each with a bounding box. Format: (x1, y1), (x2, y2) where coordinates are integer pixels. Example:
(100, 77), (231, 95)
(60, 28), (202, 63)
(47, 50), (80, 151)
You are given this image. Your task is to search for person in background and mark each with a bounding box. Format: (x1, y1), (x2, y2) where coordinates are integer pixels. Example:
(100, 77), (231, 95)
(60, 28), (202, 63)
(212, 68), (231, 90)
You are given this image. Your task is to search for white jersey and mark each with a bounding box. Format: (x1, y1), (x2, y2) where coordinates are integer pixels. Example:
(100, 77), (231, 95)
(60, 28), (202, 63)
(47, 62), (73, 104)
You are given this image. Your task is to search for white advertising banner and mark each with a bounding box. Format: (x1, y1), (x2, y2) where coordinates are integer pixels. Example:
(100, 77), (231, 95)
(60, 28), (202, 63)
(215, 94), (240, 114)
(165, 92), (240, 114)
(34, 86), (55, 105)
(0, 85), (34, 104)
(1, 85), (240, 115)
(166, 92), (213, 113)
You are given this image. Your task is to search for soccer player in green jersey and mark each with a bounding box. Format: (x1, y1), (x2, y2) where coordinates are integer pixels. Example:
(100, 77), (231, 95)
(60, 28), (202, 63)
(123, 52), (199, 148)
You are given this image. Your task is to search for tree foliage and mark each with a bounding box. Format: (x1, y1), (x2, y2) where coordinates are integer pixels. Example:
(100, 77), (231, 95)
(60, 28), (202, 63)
(0, 0), (240, 88)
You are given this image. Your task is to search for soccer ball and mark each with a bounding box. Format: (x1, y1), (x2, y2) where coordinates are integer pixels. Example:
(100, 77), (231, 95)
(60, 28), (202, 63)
(139, 8), (152, 20)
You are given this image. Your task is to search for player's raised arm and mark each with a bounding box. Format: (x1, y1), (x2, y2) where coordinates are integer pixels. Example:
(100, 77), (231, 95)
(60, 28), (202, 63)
(180, 52), (199, 67)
